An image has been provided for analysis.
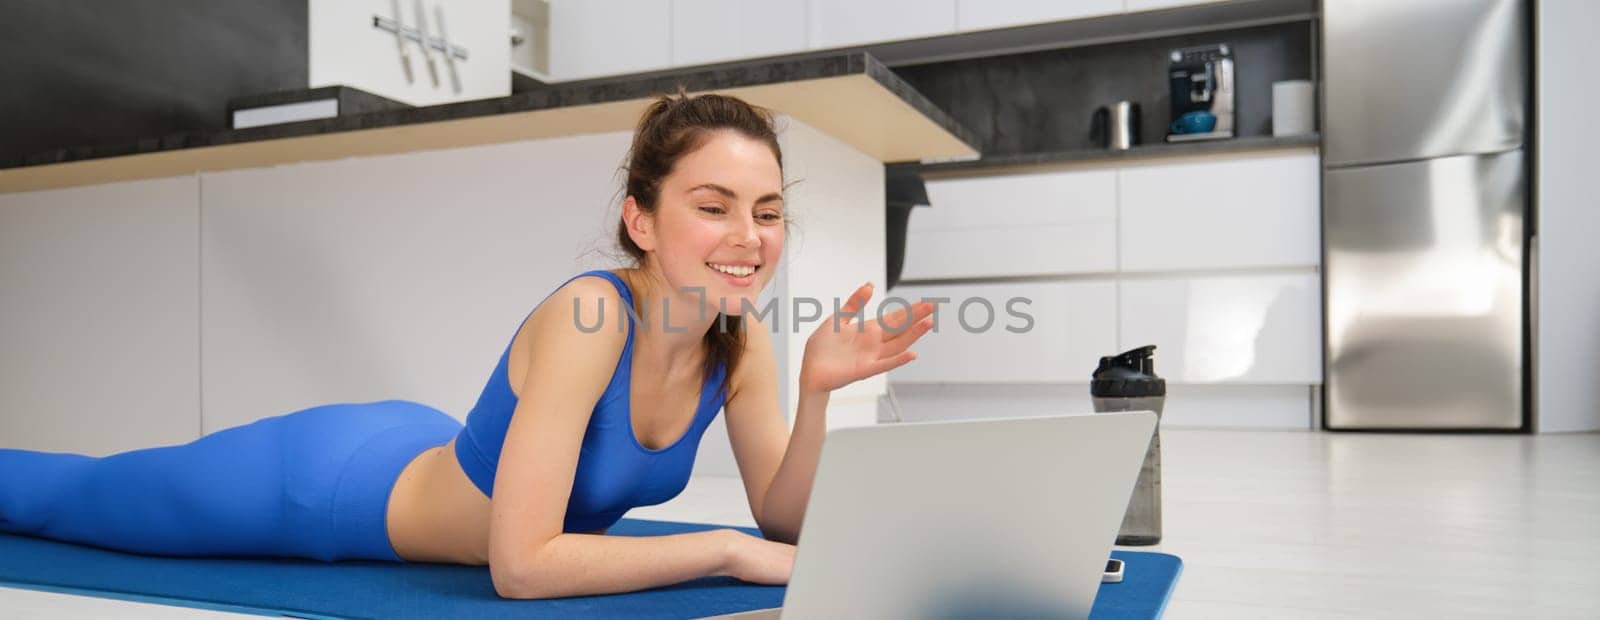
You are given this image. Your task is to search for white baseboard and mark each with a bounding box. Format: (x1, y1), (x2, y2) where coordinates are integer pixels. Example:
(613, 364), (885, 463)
(1159, 384), (1314, 430)
(888, 382), (1314, 430)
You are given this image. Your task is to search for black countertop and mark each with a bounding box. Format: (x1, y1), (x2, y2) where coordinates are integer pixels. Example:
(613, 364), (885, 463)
(3, 52), (980, 172)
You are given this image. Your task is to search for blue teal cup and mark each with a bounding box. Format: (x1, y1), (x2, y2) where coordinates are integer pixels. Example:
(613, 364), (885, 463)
(1169, 111), (1217, 134)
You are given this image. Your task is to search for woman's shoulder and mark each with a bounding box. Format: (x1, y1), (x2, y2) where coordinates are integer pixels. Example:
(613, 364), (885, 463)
(557, 270), (630, 311)
(524, 272), (631, 352)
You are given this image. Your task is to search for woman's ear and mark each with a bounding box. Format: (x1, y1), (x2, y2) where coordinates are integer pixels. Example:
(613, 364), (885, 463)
(622, 196), (657, 252)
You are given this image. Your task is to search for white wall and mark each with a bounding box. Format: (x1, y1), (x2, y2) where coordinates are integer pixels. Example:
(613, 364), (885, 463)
(0, 178), (202, 455)
(1534, 0), (1600, 433)
(310, 0), (510, 105)
(1, 116), (887, 480)
(196, 133), (631, 434)
(771, 117), (889, 432)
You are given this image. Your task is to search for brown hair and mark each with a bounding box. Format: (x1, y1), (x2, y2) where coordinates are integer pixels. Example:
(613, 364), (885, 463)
(618, 90), (783, 400)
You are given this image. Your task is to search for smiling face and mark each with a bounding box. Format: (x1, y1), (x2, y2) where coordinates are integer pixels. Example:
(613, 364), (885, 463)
(624, 129), (786, 318)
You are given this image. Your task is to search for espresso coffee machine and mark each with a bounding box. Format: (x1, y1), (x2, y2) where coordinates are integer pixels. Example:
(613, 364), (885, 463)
(1166, 44), (1235, 142)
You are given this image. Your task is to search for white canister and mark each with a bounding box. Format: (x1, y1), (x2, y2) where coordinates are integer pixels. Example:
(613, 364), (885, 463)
(1272, 80), (1315, 137)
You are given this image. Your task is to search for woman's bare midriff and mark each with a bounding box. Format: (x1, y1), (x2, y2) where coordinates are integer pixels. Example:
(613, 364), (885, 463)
(385, 437), (495, 564)
(385, 438), (611, 565)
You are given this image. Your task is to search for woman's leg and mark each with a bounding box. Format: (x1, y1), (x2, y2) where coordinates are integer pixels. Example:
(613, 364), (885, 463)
(0, 400), (460, 561)
(0, 415), (292, 557)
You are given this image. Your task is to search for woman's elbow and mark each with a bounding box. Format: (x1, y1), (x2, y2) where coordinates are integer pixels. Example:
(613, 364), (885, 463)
(491, 554), (561, 600)
(491, 562), (535, 599)
(758, 519), (800, 546)
(494, 568), (567, 600)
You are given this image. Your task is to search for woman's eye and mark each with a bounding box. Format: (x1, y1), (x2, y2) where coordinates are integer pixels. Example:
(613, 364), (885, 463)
(698, 206), (726, 215)
(758, 213), (783, 222)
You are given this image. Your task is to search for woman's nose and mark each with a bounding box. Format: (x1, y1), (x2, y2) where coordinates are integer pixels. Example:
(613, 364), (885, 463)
(728, 216), (760, 247)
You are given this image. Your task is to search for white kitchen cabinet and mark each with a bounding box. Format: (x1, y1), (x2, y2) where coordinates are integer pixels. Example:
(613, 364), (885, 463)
(888, 280), (1118, 383)
(549, 0), (671, 80)
(672, 0), (808, 68)
(309, 0), (510, 106)
(1118, 273), (1322, 384)
(1118, 150), (1320, 272)
(1123, 0), (1232, 13)
(0, 176), (202, 455)
(808, 0), (957, 50)
(956, 0), (1122, 32)
(901, 169), (1118, 280)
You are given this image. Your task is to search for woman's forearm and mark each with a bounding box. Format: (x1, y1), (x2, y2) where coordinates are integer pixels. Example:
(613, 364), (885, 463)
(496, 529), (731, 599)
(757, 387), (830, 544)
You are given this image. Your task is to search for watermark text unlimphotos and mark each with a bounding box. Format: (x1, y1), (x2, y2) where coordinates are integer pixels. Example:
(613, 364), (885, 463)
(570, 286), (1034, 334)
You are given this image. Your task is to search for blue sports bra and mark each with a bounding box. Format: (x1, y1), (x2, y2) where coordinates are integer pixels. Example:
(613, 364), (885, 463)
(452, 270), (728, 533)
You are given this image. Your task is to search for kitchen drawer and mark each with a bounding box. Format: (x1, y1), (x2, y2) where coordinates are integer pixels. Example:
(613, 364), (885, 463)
(1118, 150), (1320, 272)
(888, 280), (1118, 383)
(901, 169), (1117, 280)
(1118, 272), (1323, 384)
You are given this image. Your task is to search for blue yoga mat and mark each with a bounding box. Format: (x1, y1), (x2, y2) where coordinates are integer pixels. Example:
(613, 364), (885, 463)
(0, 518), (1181, 619)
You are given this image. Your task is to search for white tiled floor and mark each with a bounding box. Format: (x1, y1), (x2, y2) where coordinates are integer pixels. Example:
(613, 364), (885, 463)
(5, 429), (1598, 618)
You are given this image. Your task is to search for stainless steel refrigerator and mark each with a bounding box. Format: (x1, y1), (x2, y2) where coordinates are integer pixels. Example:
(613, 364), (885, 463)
(1322, 0), (1530, 430)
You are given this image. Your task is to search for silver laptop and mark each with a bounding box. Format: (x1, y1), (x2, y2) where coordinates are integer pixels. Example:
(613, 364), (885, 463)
(706, 411), (1157, 620)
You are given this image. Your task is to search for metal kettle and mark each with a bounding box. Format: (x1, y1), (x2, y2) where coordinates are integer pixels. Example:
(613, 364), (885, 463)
(1090, 101), (1141, 150)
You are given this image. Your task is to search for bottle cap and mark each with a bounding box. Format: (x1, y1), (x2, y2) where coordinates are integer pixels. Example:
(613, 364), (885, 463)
(1091, 345), (1167, 398)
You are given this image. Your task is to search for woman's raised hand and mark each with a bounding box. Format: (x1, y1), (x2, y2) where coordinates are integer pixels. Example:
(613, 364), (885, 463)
(799, 282), (936, 394)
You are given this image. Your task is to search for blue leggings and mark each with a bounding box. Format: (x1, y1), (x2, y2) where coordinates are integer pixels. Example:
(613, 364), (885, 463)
(0, 400), (461, 562)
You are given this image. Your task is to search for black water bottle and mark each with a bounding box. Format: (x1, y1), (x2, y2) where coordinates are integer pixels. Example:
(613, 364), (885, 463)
(1091, 345), (1166, 546)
